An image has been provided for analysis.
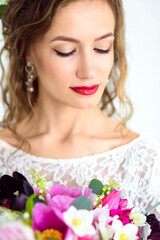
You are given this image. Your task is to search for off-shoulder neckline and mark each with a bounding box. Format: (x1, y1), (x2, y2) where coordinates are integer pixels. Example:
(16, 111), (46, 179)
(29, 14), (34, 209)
(0, 133), (152, 162)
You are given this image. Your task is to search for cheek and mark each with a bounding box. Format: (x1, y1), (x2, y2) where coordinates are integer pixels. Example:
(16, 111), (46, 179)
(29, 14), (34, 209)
(36, 57), (65, 84)
(101, 54), (114, 78)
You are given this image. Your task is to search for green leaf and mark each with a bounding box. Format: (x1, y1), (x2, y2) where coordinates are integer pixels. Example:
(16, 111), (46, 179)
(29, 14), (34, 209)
(144, 201), (160, 215)
(71, 195), (92, 210)
(25, 194), (36, 216)
(88, 179), (103, 195)
(0, 5), (7, 19)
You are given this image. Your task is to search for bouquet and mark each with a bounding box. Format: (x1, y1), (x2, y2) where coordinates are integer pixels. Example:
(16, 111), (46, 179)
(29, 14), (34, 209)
(0, 169), (159, 240)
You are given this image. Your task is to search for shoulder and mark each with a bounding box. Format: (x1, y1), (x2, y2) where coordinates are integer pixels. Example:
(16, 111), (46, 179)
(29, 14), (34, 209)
(101, 116), (140, 149)
(128, 133), (160, 153)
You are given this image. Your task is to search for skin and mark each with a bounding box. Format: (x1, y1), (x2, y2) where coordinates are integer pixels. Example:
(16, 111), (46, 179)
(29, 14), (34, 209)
(0, 0), (138, 158)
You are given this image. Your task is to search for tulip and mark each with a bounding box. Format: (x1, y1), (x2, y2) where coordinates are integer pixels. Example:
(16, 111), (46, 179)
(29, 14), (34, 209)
(0, 171), (34, 211)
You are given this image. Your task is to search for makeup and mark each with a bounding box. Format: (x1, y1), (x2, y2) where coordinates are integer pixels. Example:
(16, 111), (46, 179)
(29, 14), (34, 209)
(70, 84), (99, 95)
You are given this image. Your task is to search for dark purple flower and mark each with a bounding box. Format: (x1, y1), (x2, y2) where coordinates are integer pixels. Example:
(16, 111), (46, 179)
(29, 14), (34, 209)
(147, 214), (160, 240)
(0, 171), (34, 211)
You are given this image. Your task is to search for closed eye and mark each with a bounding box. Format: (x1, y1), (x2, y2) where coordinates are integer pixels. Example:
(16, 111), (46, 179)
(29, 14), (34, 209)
(53, 48), (111, 57)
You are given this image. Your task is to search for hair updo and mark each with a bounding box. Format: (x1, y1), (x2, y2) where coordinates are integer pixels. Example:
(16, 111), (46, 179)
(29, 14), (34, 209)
(0, 0), (133, 132)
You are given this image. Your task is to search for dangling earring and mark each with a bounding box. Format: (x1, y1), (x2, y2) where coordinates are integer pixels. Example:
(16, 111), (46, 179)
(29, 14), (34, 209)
(106, 79), (109, 85)
(25, 61), (35, 92)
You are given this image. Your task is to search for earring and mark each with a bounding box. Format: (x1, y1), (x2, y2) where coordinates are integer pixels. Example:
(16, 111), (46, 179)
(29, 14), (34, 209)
(25, 61), (35, 92)
(106, 79), (109, 84)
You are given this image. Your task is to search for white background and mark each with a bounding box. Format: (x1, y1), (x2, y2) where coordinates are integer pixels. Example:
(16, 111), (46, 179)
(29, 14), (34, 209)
(0, 0), (160, 141)
(123, 0), (160, 141)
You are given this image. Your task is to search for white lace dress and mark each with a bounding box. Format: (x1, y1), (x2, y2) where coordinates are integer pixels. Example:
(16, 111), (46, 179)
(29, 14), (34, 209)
(0, 133), (160, 218)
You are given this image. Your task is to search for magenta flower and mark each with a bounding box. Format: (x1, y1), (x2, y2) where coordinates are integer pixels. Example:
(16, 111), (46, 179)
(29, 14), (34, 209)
(33, 202), (73, 239)
(110, 208), (132, 225)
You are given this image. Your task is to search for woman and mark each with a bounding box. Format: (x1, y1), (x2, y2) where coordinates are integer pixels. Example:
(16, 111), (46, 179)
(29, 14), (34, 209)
(0, 0), (159, 217)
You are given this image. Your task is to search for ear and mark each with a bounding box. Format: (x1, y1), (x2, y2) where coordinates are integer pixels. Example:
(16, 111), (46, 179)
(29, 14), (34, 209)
(25, 48), (35, 65)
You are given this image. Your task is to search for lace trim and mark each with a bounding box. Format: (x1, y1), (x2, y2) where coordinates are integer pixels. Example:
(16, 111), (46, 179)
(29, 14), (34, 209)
(0, 133), (150, 162)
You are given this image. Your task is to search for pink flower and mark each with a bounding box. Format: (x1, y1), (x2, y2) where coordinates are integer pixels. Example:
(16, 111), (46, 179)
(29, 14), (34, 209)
(0, 221), (34, 240)
(48, 185), (92, 212)
(79, 236), (97, 240)
(101, 189), (120, 210)
(49, 184), (91, 198)
(32, 202), (73, 239)
(118, 199), (128, 209)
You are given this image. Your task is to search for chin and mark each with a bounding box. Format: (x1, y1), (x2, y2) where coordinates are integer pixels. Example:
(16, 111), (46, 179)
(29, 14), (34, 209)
(71, 99), (100, 110)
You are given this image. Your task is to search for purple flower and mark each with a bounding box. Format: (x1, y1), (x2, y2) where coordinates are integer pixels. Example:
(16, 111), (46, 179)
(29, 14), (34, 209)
(146, 214), (160, 240)
(0, 171), (34, 211)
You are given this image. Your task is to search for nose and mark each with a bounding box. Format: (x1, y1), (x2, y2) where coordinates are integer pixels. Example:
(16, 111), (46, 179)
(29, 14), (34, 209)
(76, 51), (96, 80)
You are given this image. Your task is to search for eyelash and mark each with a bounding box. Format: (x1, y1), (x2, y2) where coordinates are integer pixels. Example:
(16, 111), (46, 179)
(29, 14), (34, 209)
(53, 48), (111, 57)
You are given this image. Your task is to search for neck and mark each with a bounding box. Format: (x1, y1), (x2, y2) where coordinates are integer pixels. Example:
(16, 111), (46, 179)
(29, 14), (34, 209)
(21, 97), (104, 141)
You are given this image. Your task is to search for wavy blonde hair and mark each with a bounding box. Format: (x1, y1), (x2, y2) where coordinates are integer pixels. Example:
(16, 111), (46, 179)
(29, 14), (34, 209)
(0, 0), (133, 145)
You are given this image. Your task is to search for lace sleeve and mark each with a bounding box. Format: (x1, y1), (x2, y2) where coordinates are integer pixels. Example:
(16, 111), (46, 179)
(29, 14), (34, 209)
(0, 142), (15, 177)
(144, 142), (160, 217)
(123, 135), (160, 219)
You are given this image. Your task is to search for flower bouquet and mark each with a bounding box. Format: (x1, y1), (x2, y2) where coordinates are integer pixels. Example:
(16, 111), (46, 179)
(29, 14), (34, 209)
(0, 169), (159, 240)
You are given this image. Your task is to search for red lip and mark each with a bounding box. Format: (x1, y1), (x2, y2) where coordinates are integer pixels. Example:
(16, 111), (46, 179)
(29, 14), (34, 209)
(70, 84), (99, 95)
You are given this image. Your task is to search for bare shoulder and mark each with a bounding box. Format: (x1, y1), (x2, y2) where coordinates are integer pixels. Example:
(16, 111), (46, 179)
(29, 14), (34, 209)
(101, 116), (139, 148)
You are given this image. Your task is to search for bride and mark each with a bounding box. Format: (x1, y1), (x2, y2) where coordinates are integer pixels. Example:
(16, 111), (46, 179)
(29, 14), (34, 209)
(0, 0), (159, 217)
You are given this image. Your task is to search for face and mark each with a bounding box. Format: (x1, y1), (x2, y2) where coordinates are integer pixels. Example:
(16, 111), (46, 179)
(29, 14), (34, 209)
(28, 0), (115, 109)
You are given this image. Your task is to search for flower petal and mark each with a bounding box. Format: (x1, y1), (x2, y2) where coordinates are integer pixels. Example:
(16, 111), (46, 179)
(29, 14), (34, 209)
(101, 189), (120, 210)
(49, 184), (82, 198)
(33, 203), (67, 233)
(49, 195), (75, 212)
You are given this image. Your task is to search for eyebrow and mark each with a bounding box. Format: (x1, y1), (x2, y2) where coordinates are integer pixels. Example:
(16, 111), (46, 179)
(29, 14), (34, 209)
(50, 32), (114, 43)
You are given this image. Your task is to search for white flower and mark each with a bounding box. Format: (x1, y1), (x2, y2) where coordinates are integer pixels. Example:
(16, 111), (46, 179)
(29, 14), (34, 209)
(63, 206), (96, 237)
(139, 223), (151, 240)
(111, 219), (123, 233)
(129, 208), (146, 226)
(114, 223), (138, 240)
(99, 225), (114, 240)
(92, 205), (113, 240)
(0, 211), (16, 228)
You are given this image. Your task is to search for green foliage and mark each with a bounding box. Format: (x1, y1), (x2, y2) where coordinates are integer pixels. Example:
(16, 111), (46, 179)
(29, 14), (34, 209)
(88, 179), (103, 195)
(30, 168), (49, 203)
(26, 194), (36, 217)
(0, 4), (7, 19)
(71, 195), (92, 210)
(88, 179), (118, 209)
(144, 201), (160, 215)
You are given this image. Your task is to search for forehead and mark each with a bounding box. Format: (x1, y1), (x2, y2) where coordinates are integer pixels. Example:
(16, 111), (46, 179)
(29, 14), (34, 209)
(44, 0), (115, 42)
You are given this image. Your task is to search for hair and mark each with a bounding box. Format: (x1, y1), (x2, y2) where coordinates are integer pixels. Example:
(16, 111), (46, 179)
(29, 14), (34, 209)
(0, 0), (133, 149)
